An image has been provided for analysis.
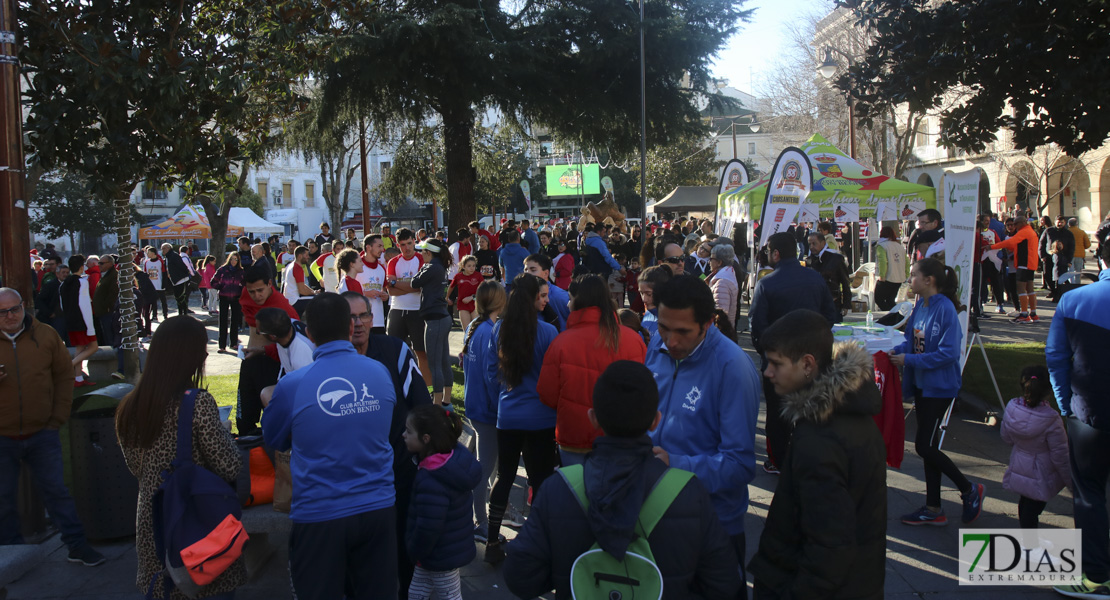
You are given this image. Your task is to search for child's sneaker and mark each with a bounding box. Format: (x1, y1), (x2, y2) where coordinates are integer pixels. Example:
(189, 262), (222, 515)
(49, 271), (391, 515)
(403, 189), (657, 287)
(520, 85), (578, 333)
(1030, 314), (1041, 322)
(900, 506), (948, 526)
(503, 505), (525, 529)
(962, 483), (986, 523)
(1054, 574), (1110, 598)
(484, 541), (506, 565)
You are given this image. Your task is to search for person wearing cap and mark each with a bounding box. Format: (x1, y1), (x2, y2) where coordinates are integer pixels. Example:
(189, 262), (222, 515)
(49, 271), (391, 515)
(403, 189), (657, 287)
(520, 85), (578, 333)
(504, 360), (742, 599)
(410, 238), (455, 407)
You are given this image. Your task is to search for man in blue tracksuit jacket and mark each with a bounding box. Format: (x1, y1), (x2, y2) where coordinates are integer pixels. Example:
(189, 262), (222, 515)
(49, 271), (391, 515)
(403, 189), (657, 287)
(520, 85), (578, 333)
(646, 274), (761, 582)
(520, 219), (541, 255)
(1047, 245), (1110, 593)
(499, 229), (532, 294)
(581, 228), (624, 277)
(263, 294), (398, 600)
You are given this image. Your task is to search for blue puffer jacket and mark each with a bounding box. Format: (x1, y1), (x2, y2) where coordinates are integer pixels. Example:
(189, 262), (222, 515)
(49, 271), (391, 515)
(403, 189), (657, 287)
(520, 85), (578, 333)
(462, 319), (498, 425)
(486, 317), (558, 431)
(406, 444), (482, 571)
(647, 326), (760, 535)
(1047, 269), (1110, 429)
(892, 294), (962, 398)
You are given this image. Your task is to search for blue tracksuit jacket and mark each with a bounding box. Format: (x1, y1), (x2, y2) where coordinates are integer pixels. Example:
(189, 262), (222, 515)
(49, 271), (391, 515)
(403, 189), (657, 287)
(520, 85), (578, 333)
(892, 294), (962, 398)
(1047, 269), (1110, 428)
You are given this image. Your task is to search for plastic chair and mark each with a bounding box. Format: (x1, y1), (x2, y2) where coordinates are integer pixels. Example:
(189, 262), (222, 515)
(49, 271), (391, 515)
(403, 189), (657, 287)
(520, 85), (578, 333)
(850, 262), (877, 311)
(886, 300), (914, 329)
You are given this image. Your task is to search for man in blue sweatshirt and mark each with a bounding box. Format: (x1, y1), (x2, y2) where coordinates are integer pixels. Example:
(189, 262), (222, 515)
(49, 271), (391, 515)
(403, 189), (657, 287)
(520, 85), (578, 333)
(498, 229), (531, 294)
(1049, 243), (1110, 598)
(520, 219), (541, 255)
(262, 293), (398, 600)
(647, 274), (761, 584)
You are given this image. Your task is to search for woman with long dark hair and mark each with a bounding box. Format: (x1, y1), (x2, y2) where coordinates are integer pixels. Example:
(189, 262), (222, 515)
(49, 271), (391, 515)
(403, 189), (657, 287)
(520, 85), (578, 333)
(116, 316), (243, 599)
(411, 238), (455, 406)
(537, 274), (647, 466)
(211, 252), (244, 351)
(482, 273), (558, 564)
(891, 257), (985, 527)
(460, 280), (508, 542)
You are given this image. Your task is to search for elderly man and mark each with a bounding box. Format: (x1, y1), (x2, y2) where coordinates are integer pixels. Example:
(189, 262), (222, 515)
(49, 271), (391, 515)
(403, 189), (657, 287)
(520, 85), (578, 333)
(0, 288), (104, 566)
(808, 233), (852, 315)
(659, 241), (687, 275)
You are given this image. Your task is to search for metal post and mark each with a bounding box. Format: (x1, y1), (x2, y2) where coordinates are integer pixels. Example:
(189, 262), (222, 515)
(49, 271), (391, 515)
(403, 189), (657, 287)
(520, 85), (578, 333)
(359, 117), (370, 236)
(731, 121), (737, 159)
(847, 96), (857, 160)
(0, 3), (30, 304)
(639, 0), (647, 220)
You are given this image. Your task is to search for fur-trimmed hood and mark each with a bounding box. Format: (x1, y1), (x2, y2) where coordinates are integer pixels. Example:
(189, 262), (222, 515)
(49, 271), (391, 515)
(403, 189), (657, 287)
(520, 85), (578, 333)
(780, 342), (880, 425)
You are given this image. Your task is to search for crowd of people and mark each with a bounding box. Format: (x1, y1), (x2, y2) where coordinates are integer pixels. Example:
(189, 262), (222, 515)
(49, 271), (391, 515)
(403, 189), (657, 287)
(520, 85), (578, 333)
(3, 206), (1110, 599)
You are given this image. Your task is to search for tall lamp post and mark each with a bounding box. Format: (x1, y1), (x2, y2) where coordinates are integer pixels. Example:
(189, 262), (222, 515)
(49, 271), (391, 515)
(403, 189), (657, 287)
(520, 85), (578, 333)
(730, 117), (760, 159)
(818, 46), (861, 269)
(637, 0), (647, 222)
(817, 46), (856, 160)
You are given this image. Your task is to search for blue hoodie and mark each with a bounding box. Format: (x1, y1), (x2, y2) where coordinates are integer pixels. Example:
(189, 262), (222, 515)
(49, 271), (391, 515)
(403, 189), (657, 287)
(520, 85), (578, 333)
(547, 283), (570, 331)
(581, 232), (622, 272)
(462, 318), (498, 425)
(499, 243), (531, 289)
(263, 340), (397, 523)
(1047, 269), (1110, 427)
(522, 228), (541, 255)
(486, 316), (558, 430)
(893, 293), (962, 398)
(647, 325), (760, 535)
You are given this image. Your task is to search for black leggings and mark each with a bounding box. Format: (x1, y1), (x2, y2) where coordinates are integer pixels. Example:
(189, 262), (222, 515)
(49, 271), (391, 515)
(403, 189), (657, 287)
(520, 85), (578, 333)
(913, 393), (971, 507)
(487, 427), (557, 541)
(1019, 496), (1047, 529)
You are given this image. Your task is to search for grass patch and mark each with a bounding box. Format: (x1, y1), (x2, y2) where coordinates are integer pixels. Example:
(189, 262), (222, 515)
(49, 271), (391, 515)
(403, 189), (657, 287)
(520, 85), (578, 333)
(962, 342), (1051, 411)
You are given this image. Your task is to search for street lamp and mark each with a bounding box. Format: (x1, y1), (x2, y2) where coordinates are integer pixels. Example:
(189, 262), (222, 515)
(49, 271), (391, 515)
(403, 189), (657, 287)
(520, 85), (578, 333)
(729, 116), (761, 159)
(637, 0), (647, 222)
(817, 46), (856, 159)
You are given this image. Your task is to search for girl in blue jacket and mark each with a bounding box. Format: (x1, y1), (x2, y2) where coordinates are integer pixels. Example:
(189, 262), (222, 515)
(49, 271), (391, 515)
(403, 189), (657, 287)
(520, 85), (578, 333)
(483, 273), (558, 564)
(403, 405), (482, 600)
(461, 280), (508, 542)
(892, 257), (986, 527)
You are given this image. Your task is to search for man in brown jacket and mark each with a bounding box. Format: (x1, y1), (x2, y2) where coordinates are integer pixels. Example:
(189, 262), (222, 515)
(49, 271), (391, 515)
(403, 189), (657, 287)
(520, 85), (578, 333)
(0, 287), (104, 565)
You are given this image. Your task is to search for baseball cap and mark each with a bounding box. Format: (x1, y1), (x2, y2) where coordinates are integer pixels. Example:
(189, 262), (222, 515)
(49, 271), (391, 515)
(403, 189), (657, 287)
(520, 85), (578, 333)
(415, 239), (444, 253)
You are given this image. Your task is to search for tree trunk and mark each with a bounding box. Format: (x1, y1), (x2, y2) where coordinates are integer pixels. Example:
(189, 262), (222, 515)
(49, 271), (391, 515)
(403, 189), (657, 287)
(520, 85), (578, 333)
(114, 193), (141, 382)
(442, 103), (476, 237)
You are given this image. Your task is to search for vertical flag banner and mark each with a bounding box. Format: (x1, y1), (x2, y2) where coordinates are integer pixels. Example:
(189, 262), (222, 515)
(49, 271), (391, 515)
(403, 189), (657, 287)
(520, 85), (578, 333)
(943, 169), (980, 363)
(759, 148), (813, 249)
(718, 159), (750, 195)
(520, 180), (532, 211)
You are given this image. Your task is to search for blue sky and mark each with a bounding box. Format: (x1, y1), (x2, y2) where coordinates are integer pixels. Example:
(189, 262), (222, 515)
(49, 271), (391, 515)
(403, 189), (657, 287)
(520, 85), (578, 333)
(710, 0), (826, 94)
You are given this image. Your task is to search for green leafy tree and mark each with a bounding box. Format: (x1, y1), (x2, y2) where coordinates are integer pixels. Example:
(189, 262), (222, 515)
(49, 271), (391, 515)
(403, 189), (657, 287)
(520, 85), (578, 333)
(473, 123), (532, 215)
(21, 0), (315, 378)
(632, 130), (724, 204)
(377, 123), (446, 212)
(318, 0), (750, 238)
(30, 172), (139, 254)
(233, 189), (266, 218)
(841, 0), (1110, 155)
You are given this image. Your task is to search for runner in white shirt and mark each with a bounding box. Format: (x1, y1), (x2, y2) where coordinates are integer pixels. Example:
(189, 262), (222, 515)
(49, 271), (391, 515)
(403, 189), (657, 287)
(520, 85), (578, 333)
(385, 228), (429, 381)
(281, 246), (318, 316)
(356, 234), (389, 334)
(142, 248), (168, 320)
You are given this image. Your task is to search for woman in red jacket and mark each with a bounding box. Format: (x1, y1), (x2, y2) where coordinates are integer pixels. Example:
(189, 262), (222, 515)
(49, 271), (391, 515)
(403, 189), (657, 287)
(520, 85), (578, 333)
(537, 274), (647, 466)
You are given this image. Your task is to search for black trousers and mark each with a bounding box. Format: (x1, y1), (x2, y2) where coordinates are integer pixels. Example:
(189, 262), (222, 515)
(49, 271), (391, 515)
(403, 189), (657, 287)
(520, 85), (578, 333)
(981, 260), (1004, 306)
(1018, 496), (1047, 529)
(488, 428), (558, 541)
(874, 280), (902, 311)
(171, 281), (189, 315)
(235, 353), (280, 435)
(217, 296), (242, 349)
(155, 289), (169, 319)
(290, 506), (398, 600)
(912, 393), (971, 507)
(762, 376), (792, 469)
(1004, 271), (1020, 311)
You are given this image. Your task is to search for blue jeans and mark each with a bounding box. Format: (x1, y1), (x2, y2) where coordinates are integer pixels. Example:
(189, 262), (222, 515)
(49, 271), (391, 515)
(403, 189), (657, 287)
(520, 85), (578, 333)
(1068, 417), (1110, 581)
(0, 429), (87, 549)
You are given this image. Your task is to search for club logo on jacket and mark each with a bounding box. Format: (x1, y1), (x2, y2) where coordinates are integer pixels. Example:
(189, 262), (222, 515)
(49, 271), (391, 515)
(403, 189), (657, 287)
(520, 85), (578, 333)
(316, 377), (382, 417)
(682, 386), (702, 412)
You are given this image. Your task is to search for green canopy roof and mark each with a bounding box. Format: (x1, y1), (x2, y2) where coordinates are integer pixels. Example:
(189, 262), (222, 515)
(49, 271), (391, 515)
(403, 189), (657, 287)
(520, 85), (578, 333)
(717, 134), (936, 223)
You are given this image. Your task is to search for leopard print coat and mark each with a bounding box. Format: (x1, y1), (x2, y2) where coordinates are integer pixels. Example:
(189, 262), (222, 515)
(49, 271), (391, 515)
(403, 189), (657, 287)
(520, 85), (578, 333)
(121, 390), (245, 599)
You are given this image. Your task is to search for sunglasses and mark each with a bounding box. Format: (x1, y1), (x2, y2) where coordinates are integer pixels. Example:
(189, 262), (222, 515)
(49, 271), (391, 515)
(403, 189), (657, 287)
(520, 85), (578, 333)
(663, 256), (684, 264)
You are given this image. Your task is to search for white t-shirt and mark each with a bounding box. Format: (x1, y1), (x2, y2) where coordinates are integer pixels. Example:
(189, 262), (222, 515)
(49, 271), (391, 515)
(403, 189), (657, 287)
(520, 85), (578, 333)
(277, 331), (315, 378)
(355, 256), (388, 326)
(386, 253), (424, 311)
(282, 262), (315, 304)
(143, 257), (164, 289)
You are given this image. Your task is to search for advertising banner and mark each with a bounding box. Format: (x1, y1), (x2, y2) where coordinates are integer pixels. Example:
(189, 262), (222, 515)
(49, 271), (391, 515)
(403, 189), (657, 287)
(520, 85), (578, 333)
(600, 176), (614, 199)
(718, 159), (750, 196)
(833, 202), (859, 223)
(759, 148), (813, 249)
(799, 202), (821, 223)
(520, 180), (531, 210)
(943, 169), (980, 363)
(545, 164), (601, 196)
(714, 159), (750, 236)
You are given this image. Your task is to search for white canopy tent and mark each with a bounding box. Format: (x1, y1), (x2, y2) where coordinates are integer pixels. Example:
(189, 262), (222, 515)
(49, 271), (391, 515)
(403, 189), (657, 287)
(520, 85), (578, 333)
(227, 207), (284, 235)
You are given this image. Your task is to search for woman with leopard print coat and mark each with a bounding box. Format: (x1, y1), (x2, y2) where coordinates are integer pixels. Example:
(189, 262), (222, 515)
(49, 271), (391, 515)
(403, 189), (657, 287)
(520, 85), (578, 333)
(116, 316), (245, 599)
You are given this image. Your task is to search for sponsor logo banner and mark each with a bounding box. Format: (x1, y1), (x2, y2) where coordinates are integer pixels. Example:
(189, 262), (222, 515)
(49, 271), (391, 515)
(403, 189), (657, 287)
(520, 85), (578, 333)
(959, 528), (1080, 586)
(759, 148), (812, 248)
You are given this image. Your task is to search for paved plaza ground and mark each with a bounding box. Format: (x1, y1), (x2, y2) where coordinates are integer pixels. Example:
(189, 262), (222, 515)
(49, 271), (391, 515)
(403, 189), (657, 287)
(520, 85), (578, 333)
(0, 287), (1078, 599)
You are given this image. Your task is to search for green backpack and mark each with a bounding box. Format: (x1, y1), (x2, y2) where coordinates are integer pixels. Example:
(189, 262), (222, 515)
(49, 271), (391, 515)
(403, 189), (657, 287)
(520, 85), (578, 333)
(558, 464), (694, 600)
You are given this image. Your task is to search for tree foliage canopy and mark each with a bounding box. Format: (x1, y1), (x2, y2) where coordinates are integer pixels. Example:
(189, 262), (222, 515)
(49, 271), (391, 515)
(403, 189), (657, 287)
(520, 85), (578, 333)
(30, 172), (138, 251)
(841, 0), (1110, 156)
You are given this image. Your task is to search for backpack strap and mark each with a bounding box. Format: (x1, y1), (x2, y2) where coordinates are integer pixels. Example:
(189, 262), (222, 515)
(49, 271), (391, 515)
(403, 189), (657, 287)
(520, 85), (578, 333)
(634, 468), (693, 539)
(557, 464), (693, 540)
(174, 389), (199, 466)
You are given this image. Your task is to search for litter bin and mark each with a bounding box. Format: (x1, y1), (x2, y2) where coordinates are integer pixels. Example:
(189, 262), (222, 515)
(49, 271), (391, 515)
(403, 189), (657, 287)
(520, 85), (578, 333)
(70, 383), (138, 540)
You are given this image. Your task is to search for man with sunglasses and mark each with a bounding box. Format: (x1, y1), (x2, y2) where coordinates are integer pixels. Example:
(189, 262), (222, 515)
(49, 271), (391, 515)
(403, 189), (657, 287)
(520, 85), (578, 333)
(660, 242), (686, 275)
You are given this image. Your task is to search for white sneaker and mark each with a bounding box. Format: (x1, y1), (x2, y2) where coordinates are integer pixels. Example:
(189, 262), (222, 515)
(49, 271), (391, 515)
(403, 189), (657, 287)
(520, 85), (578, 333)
(503, 506), (525, 529)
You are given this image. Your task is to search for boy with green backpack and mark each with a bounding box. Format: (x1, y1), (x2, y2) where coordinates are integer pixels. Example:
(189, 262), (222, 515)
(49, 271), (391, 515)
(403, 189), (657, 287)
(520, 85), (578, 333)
(504, 360), (742, 600)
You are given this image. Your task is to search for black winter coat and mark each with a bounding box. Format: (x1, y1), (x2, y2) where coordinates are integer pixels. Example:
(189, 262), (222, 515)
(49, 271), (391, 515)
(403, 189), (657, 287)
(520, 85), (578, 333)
(504, 436), (742, 600)
(405, 443), (481, 571)
(748, 343), (887, 600)
(749, 257), (840, 356)
(809, 250), (852, 312)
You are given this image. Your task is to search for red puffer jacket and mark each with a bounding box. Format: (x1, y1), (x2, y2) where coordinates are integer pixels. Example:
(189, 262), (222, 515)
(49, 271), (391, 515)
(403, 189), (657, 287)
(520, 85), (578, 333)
(537, 307), (647, 450)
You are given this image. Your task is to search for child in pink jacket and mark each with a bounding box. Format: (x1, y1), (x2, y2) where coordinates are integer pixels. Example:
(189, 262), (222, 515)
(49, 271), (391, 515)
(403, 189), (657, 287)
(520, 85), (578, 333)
(1001, 365), (1071, 529)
